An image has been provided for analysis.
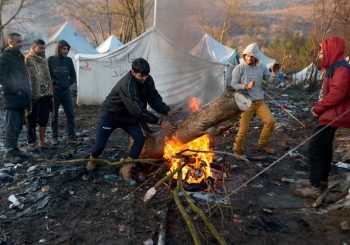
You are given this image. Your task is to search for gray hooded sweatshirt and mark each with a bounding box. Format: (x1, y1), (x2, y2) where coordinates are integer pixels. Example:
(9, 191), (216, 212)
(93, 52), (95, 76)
(231, 43), (270, 101)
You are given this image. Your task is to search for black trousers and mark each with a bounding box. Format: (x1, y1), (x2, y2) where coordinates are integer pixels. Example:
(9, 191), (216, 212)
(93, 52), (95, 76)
(308, 125), (337, 187)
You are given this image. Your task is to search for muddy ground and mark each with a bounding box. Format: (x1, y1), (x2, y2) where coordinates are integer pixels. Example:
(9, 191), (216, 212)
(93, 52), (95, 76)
(0, 87), (349, 245)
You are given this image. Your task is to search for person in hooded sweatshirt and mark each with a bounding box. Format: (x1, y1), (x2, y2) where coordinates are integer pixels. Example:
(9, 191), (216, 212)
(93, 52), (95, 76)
(294, 37), (350, 199)
(231, 43), (275, 158)
(0, 33), (32, 162)
(48, 40), (78, 146)
(25, 39), (53, 150)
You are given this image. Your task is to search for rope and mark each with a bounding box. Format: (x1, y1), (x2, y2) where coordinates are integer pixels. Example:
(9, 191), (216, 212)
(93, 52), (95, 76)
(206, 105), (350, 212)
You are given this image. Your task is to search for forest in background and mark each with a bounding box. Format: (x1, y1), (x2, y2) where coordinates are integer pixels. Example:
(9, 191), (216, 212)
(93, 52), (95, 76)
(0, 0), (349, 74)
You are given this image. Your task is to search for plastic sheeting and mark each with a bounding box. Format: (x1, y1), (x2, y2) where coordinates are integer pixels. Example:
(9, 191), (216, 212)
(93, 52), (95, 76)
(45, 21), (98, 58)
(292, 63), (322, 85)
(96, 35), (123, 53)
(75, 27), (227, 106)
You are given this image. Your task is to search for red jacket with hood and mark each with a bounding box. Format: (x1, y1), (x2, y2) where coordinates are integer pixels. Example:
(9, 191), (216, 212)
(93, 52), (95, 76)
(313, 37), (350, 128)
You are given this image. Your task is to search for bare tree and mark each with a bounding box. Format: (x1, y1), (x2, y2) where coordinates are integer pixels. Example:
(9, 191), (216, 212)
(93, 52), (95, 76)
(0, 0), (25, 46)
(58, 0), (151, 47)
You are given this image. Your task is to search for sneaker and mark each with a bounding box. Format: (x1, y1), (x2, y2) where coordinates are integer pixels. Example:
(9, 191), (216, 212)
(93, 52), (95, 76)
(3, 151), (22, 163)
(51, 138), (59, 146)
(86, 157), (96, 172)
(258, 145), (276, 155)
(293, 185), (321, 199)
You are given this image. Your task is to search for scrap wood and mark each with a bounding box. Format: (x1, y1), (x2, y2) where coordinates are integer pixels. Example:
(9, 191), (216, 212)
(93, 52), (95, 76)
(157, 208), (168, 245)
(60, 158), (163, 167)
(312, 182), (340, 208)
(143, 163), (187, 203)
(173, 177), (201, 245)
(182, 188), (228, 245)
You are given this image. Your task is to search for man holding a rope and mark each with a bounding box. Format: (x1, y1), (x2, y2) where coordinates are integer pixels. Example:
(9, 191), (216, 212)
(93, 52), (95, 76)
(231, 43), (276, 158)
(294, 37), (350, 199)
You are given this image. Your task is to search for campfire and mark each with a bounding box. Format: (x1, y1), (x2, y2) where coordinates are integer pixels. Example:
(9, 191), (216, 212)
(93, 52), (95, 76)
(163, 96), (215, 186)
(164, 134), (214, 184)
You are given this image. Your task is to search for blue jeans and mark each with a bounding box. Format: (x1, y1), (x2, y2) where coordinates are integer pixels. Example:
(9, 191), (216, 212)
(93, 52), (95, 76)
(51, 89), (76, 140)
(308, 125), (337, 187)
(4, 109), (24, 150)
(91, 114), (146, 159)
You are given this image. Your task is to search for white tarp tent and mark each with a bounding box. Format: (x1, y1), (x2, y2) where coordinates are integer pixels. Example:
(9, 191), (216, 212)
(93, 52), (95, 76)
(189, 33), (239, 66)
(75, 26), (227, 106)
(189, 33), (239, 86)
(292, 63), (323, 84)
(239, 43), (275, 68)
(96, 35), (123, 53)
(46, 21), (98, 58)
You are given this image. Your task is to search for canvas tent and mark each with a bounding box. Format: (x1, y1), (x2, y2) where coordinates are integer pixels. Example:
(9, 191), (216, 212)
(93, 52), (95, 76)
(96, 35), (123, 53)
(46, 21), (98, 58)
(189, 33), (239, 86)
(75, 26), (227, 106)
(292, 63), (322, 85)
(239, 43), (275, 68)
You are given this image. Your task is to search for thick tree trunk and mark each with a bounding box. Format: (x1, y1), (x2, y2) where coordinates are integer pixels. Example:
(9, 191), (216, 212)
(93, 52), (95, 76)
(139, 87), (251, 159)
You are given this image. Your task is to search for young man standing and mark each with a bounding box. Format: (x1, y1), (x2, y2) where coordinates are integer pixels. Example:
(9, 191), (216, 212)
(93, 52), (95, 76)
(0, 33), (32, 162)
(87, 58), (177, 181)
(294, 37), (350, 198)
(231, 43), (275, 158)
(25, 39), (53, 149)
(48, 40), (78, 146)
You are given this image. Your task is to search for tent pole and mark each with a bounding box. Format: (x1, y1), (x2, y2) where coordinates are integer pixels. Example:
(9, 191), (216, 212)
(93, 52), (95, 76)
(153, 0), (157, 27)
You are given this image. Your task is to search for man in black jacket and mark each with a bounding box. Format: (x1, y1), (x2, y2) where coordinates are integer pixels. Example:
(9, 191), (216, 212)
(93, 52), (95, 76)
(87, 58), (177, 180)
(48, 40), (78, 146)
(0, 33), (32, 162)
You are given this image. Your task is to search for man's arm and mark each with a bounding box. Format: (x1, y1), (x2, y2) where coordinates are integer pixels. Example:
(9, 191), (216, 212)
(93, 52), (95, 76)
(68, 58), (77, 84)
(230, 65), (246, 90)
(0, 54), (9, 85)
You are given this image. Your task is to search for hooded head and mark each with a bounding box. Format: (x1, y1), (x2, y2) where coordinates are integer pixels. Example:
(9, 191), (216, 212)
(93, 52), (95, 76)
(319, 37), (345, 68)
(242, 43), (260, 65)
(55, 39), (71, 57)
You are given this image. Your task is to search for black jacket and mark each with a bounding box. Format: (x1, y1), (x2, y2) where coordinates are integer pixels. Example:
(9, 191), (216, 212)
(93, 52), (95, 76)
(101, 72), (170, 124)
(48, 56), (76, 90)
(0, 47), (31, 109)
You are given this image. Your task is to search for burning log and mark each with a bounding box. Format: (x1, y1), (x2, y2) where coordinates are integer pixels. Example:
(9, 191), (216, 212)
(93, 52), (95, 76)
(140, 87), (252, 159)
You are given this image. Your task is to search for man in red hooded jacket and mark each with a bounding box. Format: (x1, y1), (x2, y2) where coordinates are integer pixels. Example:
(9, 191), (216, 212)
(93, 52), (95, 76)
(294, 37), (350, 199)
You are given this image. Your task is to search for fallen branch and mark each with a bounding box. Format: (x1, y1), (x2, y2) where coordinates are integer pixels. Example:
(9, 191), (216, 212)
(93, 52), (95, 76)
(180, 149), (249, 163)
(59, 158), (163, 167)
(143, 163), (187, 203)
(312, 182), (339, 208)
(173, 175), (201, 245)
(182, 188), (228, 245)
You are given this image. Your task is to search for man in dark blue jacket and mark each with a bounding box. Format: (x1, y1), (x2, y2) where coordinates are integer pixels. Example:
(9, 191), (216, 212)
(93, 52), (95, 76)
(48, 40), (78, 146)
(0, 33), (32, 162)
(87, 58), (177, 181)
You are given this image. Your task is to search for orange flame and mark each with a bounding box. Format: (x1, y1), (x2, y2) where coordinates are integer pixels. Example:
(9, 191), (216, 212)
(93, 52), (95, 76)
(164, 134), (213, 184)
(188, 96), (201, 112)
